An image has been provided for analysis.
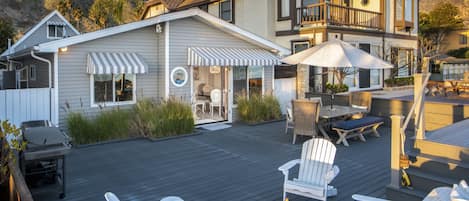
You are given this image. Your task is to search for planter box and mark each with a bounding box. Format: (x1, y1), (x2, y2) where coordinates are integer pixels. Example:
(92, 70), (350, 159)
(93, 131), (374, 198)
(147, 130), (203, 142)
(384, 85), (414, 91)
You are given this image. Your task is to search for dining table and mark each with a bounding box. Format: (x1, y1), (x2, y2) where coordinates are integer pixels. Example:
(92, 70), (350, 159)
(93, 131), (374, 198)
(318, 105), (368, 140)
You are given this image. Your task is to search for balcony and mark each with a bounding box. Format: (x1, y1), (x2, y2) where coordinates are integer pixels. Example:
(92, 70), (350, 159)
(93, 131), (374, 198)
(294, 3), (383, 31)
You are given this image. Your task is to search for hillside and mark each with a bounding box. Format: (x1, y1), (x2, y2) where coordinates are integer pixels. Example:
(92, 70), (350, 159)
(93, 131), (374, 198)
(420, 0), (469, 25)
(0, 0), (143, 39)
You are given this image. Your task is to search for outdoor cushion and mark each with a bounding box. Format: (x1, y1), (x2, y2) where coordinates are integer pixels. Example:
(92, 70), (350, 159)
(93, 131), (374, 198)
(333, 116), (383, 130)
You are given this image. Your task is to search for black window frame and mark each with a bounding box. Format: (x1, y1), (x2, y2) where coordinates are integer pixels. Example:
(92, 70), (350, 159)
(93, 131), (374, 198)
(460, 34), (468, 45)
(219, 0), (233, 23)
(277, 0), (291, 21)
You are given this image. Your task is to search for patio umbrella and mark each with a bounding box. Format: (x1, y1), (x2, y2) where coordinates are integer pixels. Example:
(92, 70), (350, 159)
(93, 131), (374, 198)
(281, 39), (394, 109)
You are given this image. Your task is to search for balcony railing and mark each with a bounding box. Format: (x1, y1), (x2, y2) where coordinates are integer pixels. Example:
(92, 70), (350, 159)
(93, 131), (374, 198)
(295, 3), (383, 30)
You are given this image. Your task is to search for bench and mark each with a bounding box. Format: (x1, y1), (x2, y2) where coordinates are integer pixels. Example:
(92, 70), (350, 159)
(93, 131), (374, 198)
(332, 116), (384, 147)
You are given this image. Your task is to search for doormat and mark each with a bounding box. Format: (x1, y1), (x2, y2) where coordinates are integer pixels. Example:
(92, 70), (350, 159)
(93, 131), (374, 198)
(199, 124), (232, 131)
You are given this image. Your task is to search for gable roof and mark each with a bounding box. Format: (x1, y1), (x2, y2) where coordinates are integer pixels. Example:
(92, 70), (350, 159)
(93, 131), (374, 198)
(1, 10), (80, 57)
(35, 8), (290, 55)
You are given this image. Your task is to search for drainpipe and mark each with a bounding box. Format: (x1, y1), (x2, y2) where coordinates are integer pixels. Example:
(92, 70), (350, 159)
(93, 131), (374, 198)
(31, 49), (52, 122)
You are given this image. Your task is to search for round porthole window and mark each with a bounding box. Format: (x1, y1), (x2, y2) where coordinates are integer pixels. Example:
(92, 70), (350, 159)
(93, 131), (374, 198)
(170, 67), (188, 87)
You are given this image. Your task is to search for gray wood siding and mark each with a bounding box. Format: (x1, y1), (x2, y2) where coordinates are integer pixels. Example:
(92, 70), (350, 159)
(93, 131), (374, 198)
(168, 18), (274, 103)
(23, 54), (55, 88)
(57, 26), (162, 127)
(14, 14), (78, 53)
(264, 66), (273, 94)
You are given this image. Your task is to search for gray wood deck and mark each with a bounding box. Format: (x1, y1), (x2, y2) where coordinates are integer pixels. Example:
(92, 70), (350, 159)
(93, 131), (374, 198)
(33, 122), (391, 201)
(427, 118), (469, 148)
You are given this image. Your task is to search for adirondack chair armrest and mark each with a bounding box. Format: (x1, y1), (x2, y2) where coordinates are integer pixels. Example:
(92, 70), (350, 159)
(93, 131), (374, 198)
(325, 165), (340, 184)
(278, 159), (301, 175)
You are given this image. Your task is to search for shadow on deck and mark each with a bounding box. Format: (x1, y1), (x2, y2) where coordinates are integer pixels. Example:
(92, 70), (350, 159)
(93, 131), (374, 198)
(34, 122), (391, 201)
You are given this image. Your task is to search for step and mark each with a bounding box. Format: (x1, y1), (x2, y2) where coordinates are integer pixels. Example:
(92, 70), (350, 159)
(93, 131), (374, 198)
(405, 168), (458, 193)
(407, 151), (469, 180)
(414, 139), (469, 162)
(385, 185), (427, 201)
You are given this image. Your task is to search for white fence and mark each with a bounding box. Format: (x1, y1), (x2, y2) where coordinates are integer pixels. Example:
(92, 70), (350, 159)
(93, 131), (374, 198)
(441, 63), (469, 80)
(0, 88), (56, 127)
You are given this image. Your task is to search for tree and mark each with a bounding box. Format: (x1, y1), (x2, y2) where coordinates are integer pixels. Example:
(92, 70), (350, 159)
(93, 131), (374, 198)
(0, 120), (24, 185)
(88, 0), (135, 29)
(0, 18), (16, 53)
(419, 2), (464, 56)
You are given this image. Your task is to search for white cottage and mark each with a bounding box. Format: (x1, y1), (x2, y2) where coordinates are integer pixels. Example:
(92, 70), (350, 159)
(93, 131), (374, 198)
(1, 8), (290, 127)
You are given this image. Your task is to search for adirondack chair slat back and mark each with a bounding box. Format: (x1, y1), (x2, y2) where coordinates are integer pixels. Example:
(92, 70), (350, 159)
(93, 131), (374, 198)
(292, 100), (320, 137)
(298, 139), (337, 187)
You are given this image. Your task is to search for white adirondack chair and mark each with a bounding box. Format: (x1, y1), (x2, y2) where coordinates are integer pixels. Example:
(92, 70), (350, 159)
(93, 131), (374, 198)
(278, 138), (340, 201)
(104, 192), (120, 201)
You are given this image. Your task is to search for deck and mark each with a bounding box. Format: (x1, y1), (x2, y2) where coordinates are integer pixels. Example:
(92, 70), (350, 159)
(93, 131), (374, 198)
(427, 118), (469, 148)
(34, 122), (391, 201)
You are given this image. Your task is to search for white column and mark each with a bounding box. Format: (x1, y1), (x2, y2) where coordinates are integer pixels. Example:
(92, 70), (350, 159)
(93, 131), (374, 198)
(414, 74), (425, 139)
(390, 115), (404, 188)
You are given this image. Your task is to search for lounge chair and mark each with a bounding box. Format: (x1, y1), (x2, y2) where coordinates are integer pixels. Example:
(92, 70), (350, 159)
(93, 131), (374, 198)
(278, 138), (340, 201)
(291, 99), (321, 144)
(104, 192), (120, 201)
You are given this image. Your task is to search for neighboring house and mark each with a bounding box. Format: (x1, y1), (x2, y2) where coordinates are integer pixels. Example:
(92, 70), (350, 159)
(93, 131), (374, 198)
(0, 11), (79, 90)
(0, 8), (289, 127)
(440, 29), (469, 53)
(142, 0), (419, 100)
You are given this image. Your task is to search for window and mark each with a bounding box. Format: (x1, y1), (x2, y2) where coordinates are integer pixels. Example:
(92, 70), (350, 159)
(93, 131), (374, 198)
(460, 34), (468, 45)
(292, 41), (310, 54)
(92, 74), (135, 105)
(47, 25), (65, 38)
(220, 0), (233, 22)
(199, 4), (209, 12)
(29, 65), (37, 81)
(395, 0), (414, 29)
(233, 66), (264, 104)
(278, 0), (290, 20)
(391, 48), (413, 78)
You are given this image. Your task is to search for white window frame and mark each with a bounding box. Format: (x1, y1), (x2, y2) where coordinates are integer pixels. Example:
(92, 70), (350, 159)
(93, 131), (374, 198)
(29, 64), (37, 81)
(292, 41), (310, 54)
(219, 0), (233, 22)
(90, 74), (137, 108)
(47, 24), (66, 39)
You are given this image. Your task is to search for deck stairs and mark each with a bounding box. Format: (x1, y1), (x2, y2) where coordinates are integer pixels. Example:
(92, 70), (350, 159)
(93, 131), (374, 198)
(386, 120), (469, 201)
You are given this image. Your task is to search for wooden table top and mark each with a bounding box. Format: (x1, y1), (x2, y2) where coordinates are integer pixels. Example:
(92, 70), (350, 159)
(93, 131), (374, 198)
(319, 105), (367, 119)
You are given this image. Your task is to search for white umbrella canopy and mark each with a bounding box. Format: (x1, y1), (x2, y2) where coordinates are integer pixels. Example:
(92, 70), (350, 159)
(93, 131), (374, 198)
(281, 39), (394, 69)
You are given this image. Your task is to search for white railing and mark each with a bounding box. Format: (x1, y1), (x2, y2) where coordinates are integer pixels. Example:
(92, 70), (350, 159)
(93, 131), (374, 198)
(389, 73), (431, 189)
(441, 63), (469, 80)
(0, 88), (56, 127)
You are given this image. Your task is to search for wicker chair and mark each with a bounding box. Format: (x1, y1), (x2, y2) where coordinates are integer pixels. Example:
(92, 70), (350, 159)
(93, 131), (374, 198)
(291, 99), (321, 144)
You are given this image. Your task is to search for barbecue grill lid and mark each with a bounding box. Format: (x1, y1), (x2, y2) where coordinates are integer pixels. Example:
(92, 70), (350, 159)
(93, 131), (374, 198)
(23, 127), (69, 148)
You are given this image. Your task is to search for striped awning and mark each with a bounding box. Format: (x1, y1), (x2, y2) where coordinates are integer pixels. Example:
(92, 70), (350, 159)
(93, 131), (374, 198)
(86, 52), (148, 74)
(188, 47), (281, 67)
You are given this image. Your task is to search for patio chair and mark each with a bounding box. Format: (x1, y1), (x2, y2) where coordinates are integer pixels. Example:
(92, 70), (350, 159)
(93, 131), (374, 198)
(349, 92), (372, 119)
(278, 138), (340, 201)
(285, 106), (294, 134)
(104, 192), (120, 201)
(291, 99), (320, 144)
(210, 89), (222, 118)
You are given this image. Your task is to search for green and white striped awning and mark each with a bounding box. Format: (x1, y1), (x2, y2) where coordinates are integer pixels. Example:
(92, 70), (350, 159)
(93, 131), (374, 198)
(86, 52), (148, 74)
(188, 47), (281, 67)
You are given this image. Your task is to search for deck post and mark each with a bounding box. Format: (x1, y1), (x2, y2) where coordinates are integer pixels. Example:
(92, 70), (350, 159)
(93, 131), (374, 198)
(414, 74), (425, 140)
(390, 115), (404, 188)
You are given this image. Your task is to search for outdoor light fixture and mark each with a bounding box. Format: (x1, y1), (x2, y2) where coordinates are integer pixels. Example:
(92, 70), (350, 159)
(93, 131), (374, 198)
(60, 47), (68, 52)
(155, 24), (162, 33)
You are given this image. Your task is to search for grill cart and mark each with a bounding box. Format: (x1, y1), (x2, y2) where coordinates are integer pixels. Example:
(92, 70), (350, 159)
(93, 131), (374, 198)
(20, 120), (71, 199)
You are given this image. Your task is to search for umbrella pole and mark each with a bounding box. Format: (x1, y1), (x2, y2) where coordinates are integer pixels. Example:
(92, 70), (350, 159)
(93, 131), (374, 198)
(331, 69), (335, 110)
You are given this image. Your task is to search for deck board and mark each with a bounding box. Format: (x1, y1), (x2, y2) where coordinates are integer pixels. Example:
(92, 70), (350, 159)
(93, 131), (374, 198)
(33, 122), (391, 201)
(427, 118), (469, 148)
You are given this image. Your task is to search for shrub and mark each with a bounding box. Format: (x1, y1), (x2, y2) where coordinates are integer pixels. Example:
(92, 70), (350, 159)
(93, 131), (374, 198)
(132, 98), (194, 138)
(326, 83), (349, 93)
(67, 109), (130, 145)
(237, 94), (282, 124)
(384, 77), (414, 87)
(447, 47), (469, 58)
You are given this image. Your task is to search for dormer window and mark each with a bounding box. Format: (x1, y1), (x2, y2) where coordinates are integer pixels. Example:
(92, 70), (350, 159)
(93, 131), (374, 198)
(220, 0), (233, 22)
(47, 23), (65, 39)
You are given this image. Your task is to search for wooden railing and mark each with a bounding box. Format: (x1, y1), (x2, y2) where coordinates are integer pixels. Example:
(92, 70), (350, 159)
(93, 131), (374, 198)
(295, 3), (383, 30)
(7, 151), (34, 201)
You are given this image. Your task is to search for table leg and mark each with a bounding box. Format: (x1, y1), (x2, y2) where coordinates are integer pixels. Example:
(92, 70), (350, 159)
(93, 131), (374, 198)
(318, 120), (331, 140)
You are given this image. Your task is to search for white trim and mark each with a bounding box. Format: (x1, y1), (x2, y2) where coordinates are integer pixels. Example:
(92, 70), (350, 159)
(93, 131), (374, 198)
(89, 74), (137, 108)
(272, 65), (275, 91)
(165, 21), (170, 99)
(1, 10), (79, 57)
(54, 52), (59, 125)
(34, 8), (290, 55)
(46, 24), (66, 39)
(292, 41), (310, 54)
